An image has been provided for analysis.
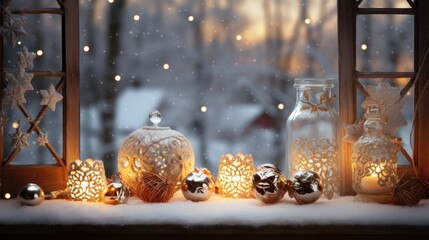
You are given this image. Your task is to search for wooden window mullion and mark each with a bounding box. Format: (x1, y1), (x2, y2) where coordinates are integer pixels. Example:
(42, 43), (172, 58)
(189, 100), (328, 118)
(415, 0), (429, 181)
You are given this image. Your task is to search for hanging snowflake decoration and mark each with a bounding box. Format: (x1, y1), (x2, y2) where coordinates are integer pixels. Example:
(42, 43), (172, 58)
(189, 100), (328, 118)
(361, 80), (407, 137)
(10, 127), (29, 150)
(40, 84), (63, 111)
(17, 46), (36, 70)
(37, 132), (49, 146)
(0, 8), (27, 48)
(2, 69), (34, 108)
(14, 68), (34, 92)
(3, 72), (27, 108)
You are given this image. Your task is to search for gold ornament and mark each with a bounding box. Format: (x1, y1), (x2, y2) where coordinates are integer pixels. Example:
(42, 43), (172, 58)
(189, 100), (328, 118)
(390, 174), (424, 206)
(117, 110), (195, 195)
(136, 171), (176, 203)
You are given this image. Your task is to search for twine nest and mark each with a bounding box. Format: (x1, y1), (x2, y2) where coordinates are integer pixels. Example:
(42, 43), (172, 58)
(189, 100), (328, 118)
(136, 172), (176, 203)
(390, 174), (425, 206)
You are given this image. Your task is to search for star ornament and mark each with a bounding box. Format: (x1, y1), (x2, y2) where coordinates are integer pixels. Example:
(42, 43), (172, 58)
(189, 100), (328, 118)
(10, 127), (29, 151)
(3, 73), (27, 108)
(0, 9), (27, 48)
(18, 46), (36, 70)
(15, 68), (34, 92)
(37, 132), (49, 147)
(40, 84), (63, 111)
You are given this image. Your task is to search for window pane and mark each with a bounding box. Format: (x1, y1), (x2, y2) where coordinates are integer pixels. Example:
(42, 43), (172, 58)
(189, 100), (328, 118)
(356, 14), (414, 72)
(3, 77), (63, 165)
(3, 14), (62, 72)
(79, 0), (339, 176)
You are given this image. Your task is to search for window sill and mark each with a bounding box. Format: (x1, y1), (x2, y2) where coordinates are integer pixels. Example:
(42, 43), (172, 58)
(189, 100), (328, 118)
(1, 194), (428, 238)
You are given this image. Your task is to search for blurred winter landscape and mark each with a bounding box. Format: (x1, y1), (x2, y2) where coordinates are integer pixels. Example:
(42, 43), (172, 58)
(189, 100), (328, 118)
(3, 0), (415, 177)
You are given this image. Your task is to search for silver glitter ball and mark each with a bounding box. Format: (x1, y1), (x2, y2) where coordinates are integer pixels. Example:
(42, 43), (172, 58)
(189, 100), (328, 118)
(18, 183), (45, 206)
(290, 169), (323, 205)
(252, 164), (287, 204)
(103, 182), (131, 205)
(181, 168), (215, 202)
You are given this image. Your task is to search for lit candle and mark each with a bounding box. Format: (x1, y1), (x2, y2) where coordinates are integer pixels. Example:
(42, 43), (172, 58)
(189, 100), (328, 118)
(360, 173), (382, 193)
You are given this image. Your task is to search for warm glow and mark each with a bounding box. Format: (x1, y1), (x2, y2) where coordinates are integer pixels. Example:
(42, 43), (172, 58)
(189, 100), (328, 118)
(278, 103), (284, 110)
(108, 0), (114, 3)
(236, 35), (242, 41)
(201, 106), (207, 112)
(163, 63), (170, 70)
(361, 44), (368, 51)
(67, 159), (107, 202)
(188, 16), (194, 22)
(133, 15), (140, 21)
(114, 75), (121, 81)
(216, 153), (255, 198)
(304, 18), (311, 24)
(12, 122), (19, 129)
(83, 45), (90, 52)
(4, 193), (11, 199)
(36, 50), (43, 56)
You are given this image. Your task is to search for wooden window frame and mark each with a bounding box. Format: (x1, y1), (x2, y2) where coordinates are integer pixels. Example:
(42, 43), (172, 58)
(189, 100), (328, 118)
(0, 0), (80, 198)
(338, 0), (429, 195)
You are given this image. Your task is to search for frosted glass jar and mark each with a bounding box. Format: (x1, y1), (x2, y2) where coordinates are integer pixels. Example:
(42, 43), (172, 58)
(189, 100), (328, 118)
(286, 78), (341, 199)
(352, 104), (397, 203)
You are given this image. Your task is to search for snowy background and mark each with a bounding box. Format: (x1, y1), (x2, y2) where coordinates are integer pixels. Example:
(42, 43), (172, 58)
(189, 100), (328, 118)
(2, 0), (415, 177)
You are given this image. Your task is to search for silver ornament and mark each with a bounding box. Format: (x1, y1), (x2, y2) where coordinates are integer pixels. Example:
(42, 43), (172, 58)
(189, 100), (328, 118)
(103, 182), (131, 205)
(252, 164), (287, 204)
(181, 168), (215, 202)
(103, 174), (131, 205)
(18, 183), (45, 206)
(289, 169), (323, 205)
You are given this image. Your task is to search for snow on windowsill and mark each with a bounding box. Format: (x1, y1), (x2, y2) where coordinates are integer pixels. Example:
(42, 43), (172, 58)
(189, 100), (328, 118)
(1, 193), (429, 228)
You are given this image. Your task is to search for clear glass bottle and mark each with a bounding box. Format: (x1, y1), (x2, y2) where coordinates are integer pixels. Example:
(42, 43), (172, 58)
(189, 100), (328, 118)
(352, 104), (397, 203)
(286, 78), (340, 199)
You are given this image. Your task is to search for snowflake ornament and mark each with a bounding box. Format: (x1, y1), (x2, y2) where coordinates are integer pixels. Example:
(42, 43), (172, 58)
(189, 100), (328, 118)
(10, 127), (29, 150)
(361, 80), (407, 137)
(3, 73), (26, 108)
(14, 68), (34, 92)
(2, 70), (33, 108)
(37, 132), (49, 146)
(18, 46), (36, 70)
(0, 8), (27, 48)
(40, 84), (63, 111)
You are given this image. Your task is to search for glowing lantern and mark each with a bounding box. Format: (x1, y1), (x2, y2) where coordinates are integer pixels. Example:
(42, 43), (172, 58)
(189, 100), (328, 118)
(66, 159), (107, 202)
(352, 104), (398, 203)
(216, 153), (255, 198)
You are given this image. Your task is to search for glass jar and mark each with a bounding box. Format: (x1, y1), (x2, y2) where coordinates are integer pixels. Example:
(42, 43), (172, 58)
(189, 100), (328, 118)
(286, 78), (340, 199)
(352, 104), (397, 203)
